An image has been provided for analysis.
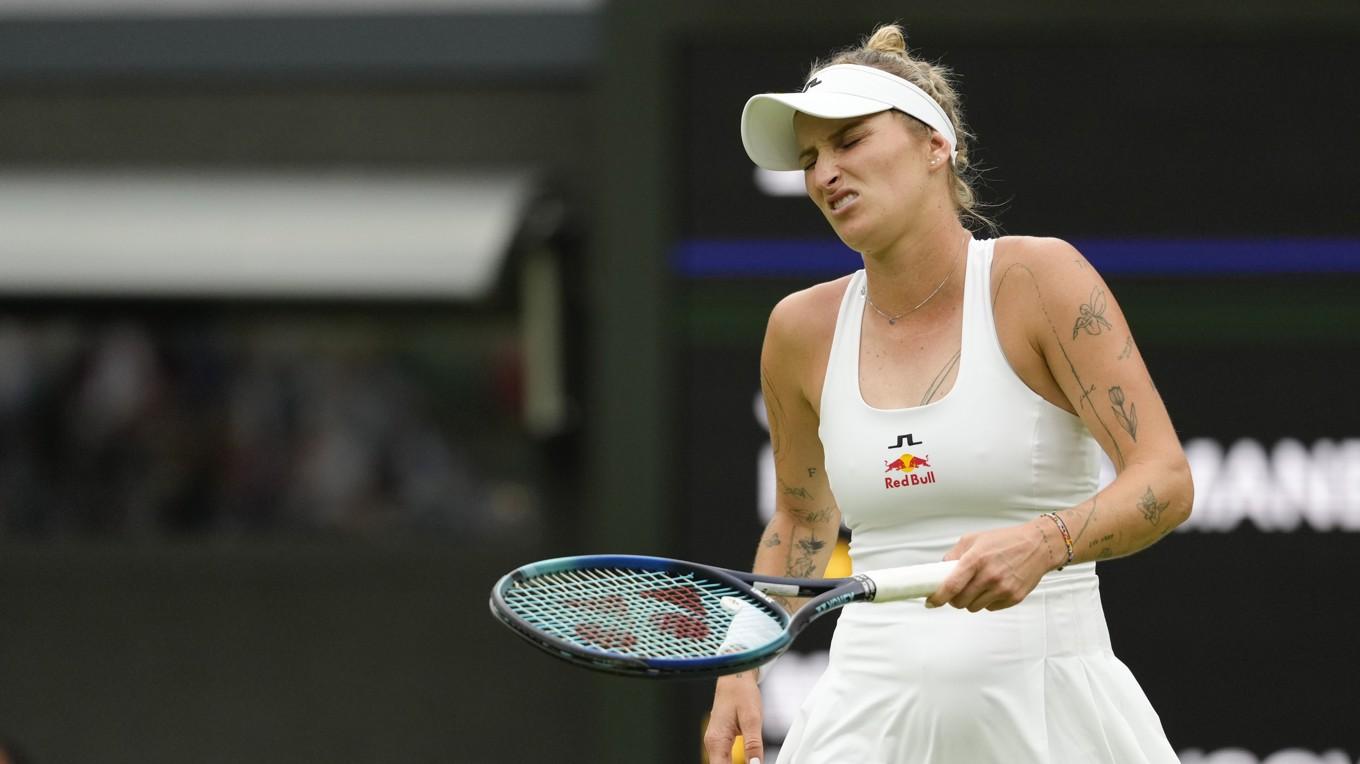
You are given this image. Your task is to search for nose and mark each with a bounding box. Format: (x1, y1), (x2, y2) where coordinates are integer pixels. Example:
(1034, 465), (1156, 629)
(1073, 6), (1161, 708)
(811, 160), (841, 191)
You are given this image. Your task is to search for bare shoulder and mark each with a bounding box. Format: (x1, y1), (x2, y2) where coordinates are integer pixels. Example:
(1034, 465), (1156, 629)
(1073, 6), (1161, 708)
(992, 235), (1093, 291)
(991, 235), (1108, 318)
(763, 275), (853, 411)
(765, 274), (852, 357)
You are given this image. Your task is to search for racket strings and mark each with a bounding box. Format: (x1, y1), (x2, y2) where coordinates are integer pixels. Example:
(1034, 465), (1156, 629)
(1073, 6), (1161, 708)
(503, 567), (780, 659)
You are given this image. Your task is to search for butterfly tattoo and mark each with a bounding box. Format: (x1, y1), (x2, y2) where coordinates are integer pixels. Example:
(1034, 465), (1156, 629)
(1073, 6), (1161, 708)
(1073, 287), (1113, 339)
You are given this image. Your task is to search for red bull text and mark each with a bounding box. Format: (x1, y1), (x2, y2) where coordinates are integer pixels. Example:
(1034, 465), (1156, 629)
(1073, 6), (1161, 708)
(883, 453), (935, 489)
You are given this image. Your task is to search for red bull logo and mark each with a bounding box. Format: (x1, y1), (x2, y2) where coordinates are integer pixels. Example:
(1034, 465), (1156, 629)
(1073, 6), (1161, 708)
(884, 453), (930, 473)
(883, 453), (935, 489)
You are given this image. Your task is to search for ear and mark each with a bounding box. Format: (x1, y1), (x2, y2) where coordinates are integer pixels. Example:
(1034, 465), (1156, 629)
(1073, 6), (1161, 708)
(926, 130), (951, 170)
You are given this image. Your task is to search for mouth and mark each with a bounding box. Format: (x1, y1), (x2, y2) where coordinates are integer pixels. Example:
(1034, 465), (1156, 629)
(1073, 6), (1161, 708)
(828, 191), (859, 213)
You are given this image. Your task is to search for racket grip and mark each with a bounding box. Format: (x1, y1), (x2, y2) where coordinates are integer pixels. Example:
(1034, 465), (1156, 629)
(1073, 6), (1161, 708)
(862, 560), (959, 602)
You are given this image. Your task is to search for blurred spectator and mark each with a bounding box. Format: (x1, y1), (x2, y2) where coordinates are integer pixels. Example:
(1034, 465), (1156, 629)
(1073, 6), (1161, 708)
(0, 313), (542, 541)
(0, 735), (31, 764)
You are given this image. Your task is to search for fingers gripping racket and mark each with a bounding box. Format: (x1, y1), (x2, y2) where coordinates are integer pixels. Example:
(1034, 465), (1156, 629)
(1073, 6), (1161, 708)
(488, 554), (957, 679)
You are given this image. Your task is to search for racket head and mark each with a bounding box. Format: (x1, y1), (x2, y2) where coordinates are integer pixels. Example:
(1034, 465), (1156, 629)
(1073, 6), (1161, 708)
(489, 554), (792, 679)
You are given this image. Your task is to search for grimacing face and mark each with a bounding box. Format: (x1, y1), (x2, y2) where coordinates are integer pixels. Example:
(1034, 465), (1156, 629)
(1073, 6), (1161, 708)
(794, 110), (947, 255)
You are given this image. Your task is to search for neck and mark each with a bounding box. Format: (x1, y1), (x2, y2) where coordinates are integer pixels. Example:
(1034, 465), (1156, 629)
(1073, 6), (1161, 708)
(860, 211), (969, 314)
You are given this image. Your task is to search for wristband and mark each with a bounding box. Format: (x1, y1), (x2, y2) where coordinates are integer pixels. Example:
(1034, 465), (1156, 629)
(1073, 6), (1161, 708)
(718, 597), (782, 684)
(1041, 512), (1074, 570)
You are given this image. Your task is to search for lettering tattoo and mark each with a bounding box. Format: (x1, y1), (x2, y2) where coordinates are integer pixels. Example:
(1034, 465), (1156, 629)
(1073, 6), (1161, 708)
(779, 477), (813, 501)
(994, 265), (1126, 469)
(1109, 386), (1138, 441)
(807, 467), (818, 477)
(920, 349), (961, 406)
(1072, 287), (1114, 339)
(1138, 487), (1170, 525)
(1097, 548), (1115, 560)
(789, 505), (835, 525)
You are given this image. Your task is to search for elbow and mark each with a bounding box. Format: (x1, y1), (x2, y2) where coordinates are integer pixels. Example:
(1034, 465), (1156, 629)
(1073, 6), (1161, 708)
(1167, 455), (1194, 529)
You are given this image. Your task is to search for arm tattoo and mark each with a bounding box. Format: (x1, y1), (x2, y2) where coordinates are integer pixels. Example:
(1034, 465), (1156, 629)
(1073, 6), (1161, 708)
(787, 533), (826, 578)
(779, 477), (813, 501)
(1072, 287), (1114, 339)
(1138, 487), (1170, 525)
(762, 531), (782, 548)
(761, 366), (785, 458)
(994, 265), (1126, 469)
(1069, 497), (1099, 546)
(1109, 386), (1138, 441)
(1118, 335), (1134, 360)
(920, 349), (961, 406)
(789, 505), (835, 525)
(1037, 522), (1059, 568)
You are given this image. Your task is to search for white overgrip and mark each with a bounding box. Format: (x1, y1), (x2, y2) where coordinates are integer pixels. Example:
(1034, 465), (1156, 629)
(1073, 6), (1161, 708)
(862, 560), (958, 602)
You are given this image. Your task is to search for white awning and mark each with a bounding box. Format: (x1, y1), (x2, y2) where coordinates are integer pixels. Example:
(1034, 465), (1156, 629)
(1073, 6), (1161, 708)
(0, 170), (534, 299)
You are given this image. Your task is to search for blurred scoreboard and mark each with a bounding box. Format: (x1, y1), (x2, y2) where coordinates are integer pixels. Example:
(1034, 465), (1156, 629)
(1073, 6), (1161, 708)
(673, 33), (1360, 763)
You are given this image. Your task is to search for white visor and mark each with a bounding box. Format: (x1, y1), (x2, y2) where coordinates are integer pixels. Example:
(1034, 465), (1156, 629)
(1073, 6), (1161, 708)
(741, 63), (958, 171)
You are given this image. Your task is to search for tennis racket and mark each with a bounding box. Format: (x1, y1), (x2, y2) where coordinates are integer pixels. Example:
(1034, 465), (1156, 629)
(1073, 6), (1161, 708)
(488, 554), (956, 679)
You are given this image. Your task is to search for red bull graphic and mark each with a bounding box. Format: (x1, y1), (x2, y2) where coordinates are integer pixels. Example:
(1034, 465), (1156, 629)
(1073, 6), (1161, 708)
(884, 453), (930, 473)
(883, 453), (935, 489)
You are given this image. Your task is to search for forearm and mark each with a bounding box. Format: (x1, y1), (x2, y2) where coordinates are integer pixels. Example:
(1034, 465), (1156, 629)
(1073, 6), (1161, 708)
(1043, 458), (1193, 568)
(751, 504), (839, 610)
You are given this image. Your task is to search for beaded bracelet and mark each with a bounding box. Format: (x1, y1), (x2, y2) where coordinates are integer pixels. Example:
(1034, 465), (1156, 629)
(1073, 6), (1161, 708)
(1041, 512), (1074, 570)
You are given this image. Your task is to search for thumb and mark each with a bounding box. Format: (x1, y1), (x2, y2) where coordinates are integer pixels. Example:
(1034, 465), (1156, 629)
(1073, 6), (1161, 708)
(928, 542), (972, 608)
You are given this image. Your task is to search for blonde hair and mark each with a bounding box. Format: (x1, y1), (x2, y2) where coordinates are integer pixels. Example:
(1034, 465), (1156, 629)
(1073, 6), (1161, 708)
(809, 25), (994, 232)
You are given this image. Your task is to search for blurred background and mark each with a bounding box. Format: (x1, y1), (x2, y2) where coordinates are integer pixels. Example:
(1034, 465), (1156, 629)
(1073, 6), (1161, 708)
(0, 1), (1356, 762)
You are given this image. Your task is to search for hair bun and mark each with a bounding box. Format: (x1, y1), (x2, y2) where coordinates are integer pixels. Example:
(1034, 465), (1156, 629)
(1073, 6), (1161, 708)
(863, 24), (908, 58)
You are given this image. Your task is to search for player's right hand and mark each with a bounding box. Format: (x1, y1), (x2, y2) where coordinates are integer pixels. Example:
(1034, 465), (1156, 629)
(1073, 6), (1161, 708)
(704, 671), (764, 764)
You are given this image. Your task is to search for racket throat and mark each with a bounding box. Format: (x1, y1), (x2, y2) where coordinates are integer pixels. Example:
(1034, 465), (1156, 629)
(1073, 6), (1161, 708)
(854, 573), (878, 601)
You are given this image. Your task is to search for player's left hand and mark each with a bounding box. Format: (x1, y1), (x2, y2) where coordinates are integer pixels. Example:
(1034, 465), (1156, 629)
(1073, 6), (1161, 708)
(925, 519), (1061, 612)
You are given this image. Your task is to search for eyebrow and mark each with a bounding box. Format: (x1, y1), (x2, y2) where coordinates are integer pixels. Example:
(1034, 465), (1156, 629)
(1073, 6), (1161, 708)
(797, 118), (869, 165)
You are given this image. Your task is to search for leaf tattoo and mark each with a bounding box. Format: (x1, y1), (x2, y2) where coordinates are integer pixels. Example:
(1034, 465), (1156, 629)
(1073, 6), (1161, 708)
(1109, 386), (1138, 441)
(787, 534), (826, 577)
(1138, 487), (1170, 525)
(1072, 287), (1113, 339)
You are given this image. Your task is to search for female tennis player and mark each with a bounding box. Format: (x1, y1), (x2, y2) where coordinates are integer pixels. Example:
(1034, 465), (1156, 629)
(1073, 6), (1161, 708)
(704, 25), (1193, 764)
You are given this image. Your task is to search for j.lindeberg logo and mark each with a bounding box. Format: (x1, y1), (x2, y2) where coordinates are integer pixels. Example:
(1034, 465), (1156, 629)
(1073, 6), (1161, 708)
(802, 78), (823, 91)
(888, 433), (923, 449)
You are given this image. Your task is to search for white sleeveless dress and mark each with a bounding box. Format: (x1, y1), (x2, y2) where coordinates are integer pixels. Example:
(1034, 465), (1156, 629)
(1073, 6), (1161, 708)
(775, 238), (1177, 763)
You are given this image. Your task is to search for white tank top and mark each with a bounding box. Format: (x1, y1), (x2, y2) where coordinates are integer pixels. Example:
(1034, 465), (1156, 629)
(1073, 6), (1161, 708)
(818, 237), (1102, 576)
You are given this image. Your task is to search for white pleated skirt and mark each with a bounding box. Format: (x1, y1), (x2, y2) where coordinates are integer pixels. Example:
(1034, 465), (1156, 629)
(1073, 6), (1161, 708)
(776, 573), (1177, 764)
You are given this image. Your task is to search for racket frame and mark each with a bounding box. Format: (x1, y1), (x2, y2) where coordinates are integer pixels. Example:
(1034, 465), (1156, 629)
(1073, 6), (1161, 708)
(489, 554), (881, 680)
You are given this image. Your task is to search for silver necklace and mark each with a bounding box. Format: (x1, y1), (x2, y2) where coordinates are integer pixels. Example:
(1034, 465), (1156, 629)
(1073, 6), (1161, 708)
(860, 237), (966, 325)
